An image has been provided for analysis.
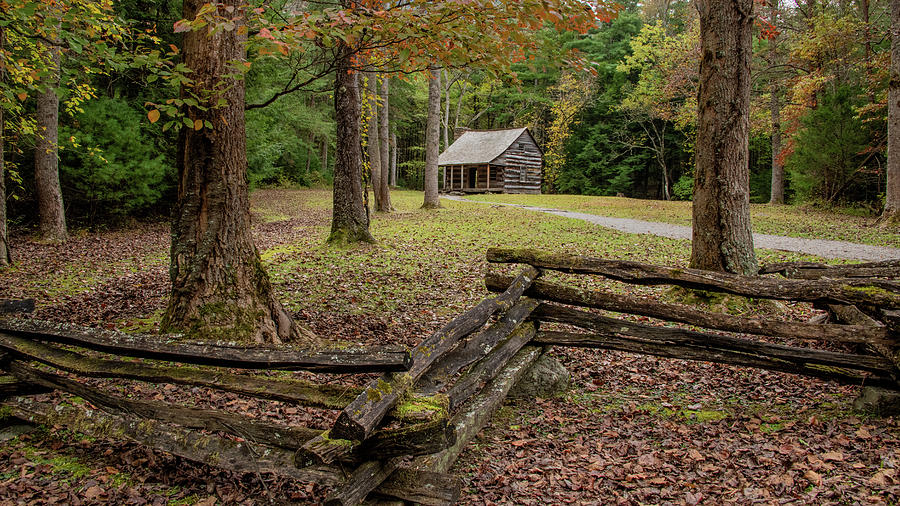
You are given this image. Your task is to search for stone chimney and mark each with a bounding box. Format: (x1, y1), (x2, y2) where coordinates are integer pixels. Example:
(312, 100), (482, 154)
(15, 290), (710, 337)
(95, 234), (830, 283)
(453, 127), (470, 141)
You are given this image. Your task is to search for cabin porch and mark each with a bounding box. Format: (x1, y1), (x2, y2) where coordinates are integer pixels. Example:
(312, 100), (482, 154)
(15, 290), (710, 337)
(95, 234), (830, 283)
(442, 164), (505, 193)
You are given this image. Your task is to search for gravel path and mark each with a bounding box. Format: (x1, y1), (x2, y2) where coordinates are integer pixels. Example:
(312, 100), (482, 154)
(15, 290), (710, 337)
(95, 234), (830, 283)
(442, 196), (900, 261)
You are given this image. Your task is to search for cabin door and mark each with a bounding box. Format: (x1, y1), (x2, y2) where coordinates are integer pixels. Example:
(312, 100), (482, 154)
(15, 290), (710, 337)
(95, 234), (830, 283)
(468, 166), (477, 189)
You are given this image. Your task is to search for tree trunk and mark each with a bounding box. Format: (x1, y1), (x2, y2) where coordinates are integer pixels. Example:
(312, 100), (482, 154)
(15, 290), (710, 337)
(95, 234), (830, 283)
(34, 37), (67, 242)
(366, 72), (383, 212)
(691, 0), (758, 275)
(443, 70), (451, 151)
(390, 131), (397, 187)
(320, 138), (328, 173)
(883, 0), (900, 225)
(329, 40), (374, 243)
(379, 76), (391, 211)
(768, 0), (785, 205)
(422, 67), (442, 209)
(0, 25), (10, 267)
(161, 0), (310, 345)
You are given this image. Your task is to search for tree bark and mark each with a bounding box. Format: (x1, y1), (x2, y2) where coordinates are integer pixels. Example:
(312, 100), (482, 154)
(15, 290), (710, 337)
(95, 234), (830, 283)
(329, 40), (374, 243)
(768, 0), (785, 205)
(161, 0), (309, 345)
(883, 0), (900, 225)
(379, 76), (391, 211)
(443, 69), (451, 150)
(366, 72), (383, 212)
(34, 36), (67, 242)
(422, 67), (442, 209)
(691, 0), (757, 275)
(0, 25), (10, 267)
(390, 131), (397, 187)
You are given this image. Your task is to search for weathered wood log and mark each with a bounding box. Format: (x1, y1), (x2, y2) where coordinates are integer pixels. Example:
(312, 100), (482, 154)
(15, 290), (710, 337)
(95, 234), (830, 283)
(0, 299), (35, 314)
(0, 374), (51, 399)
(447, 322), (537, 411)
(486, 273), (891, 345)
(533, 303), (896, 375)
(325, 457), (402, 506)
(329, 266), (540, 442)
(532, 320), (898, 390)
(760, 260), (900, 279)
(9, 397), (342, 485)
(535, 329), (897, 388)
(414, 345), (544, 473)
(372, 468), (461, 505)
(417, 297), (540, 394)
(7, 398), (456, 501)
(0, 333), (357, 408)
(294, 414), (453, 467)
(359, 415), (455, 460)
(0, 320), (410, 372)
(8, 361), (322, 449)
(826, 304), (900, 380)
(486, 248), (900, 308)
(828, 304), (883, 327)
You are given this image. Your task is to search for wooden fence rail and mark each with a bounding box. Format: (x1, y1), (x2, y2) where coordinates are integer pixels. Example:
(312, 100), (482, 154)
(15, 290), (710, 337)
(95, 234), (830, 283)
(1, 249), (898, 505)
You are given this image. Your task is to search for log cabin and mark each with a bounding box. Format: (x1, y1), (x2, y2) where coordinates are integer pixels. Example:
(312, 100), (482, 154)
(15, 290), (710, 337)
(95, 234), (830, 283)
(438, 127), (543, 194)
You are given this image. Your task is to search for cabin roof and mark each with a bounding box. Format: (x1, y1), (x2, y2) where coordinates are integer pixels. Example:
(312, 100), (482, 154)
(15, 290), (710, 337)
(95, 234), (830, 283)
(438, 127), (532, 166)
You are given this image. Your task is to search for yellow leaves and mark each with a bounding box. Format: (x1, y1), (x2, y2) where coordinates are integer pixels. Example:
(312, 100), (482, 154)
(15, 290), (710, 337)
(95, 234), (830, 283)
(544, 72), (596, 190)
(16, 92), (27, 101)
(147, 109), (160, 123)
(193, 119), (203, 130)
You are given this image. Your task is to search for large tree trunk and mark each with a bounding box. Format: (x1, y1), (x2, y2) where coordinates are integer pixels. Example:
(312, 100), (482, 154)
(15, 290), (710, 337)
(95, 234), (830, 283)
(0, 26), (10, 267)
(34, 37), (67, 242)
(690, 0), (758, 275)
(378, 76), (391, 211)
(366, 72), (383, 212)
(768, 0), (785, 205)
(884, 0), (900, 225)
(161, 0), (310, 345)
(422, 67), (441, 209)
(329, 40), (374, 243)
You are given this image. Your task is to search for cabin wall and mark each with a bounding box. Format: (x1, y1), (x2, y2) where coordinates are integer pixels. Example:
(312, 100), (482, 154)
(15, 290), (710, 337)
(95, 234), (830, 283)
(497, 132), (542, 194)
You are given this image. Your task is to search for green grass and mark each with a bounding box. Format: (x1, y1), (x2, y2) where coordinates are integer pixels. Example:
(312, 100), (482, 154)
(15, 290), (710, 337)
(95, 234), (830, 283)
(463, 193), (899, 248)
(254, 190), (823, 320)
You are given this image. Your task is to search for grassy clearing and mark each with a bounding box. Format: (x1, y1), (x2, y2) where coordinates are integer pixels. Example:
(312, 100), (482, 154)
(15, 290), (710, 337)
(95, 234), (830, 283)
(252, 190), (821, 321)
(463, 193), (899, 248)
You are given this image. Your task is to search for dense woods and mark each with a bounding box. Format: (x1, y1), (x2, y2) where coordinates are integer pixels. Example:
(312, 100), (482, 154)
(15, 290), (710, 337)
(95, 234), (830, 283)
(0, 0), (893, 229)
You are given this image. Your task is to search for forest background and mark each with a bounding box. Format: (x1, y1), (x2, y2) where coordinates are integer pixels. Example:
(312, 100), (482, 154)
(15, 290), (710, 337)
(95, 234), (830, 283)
(0, 0), (892, 230)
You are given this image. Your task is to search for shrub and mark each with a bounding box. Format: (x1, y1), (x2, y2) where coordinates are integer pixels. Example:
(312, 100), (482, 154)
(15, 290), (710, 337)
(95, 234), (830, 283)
(60, 97), (174, 223)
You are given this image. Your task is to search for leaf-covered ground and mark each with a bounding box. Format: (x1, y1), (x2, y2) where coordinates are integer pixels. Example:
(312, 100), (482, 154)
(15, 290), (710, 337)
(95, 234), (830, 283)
(0, 189), (897, 504)
(463, 193), (900, 248)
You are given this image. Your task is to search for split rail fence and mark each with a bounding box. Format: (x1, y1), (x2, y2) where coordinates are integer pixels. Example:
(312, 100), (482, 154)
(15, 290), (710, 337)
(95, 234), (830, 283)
(1, 247), (899, 505)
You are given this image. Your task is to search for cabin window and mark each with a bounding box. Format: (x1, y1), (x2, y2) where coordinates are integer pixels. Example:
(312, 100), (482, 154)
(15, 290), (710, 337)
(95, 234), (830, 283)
(518, 143), (525, 150)
(519, 167), (527, 183)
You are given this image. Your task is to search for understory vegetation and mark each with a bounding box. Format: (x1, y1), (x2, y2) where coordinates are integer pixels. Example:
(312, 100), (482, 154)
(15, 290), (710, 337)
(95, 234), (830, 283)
(0, 189), (897, 503)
